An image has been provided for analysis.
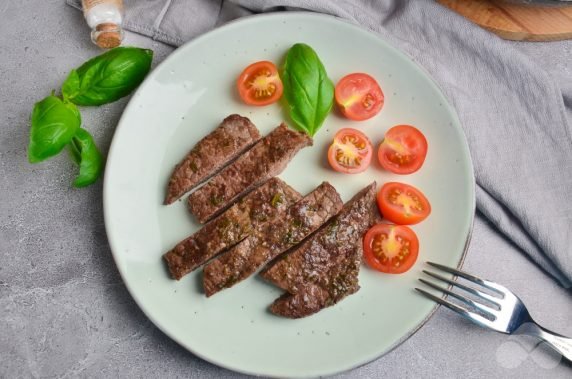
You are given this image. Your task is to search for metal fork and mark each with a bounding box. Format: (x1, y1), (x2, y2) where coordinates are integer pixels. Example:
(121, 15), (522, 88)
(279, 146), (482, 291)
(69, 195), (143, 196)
(416, 262), (572, 362)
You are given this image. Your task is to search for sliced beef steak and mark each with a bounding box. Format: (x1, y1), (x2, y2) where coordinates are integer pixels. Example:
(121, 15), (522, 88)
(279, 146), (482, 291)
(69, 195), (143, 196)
(163, 178), (301, 280)
(261, 182), (380, 318)
(164, 207), (251, 280)
(165, 114), (261, 205)
(203, 182), (343, 297)
(188, 124), (312, 223)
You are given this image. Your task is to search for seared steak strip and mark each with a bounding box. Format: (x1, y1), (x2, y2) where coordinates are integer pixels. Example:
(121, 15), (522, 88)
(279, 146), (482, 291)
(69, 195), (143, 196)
(261, 182), (380, 318)
(188, 123), (312, 223)
(163, 178), (301, 280)
(164, 207), (251, 280)
(203, 182), (343, 297)
(165, 114), (261, 205)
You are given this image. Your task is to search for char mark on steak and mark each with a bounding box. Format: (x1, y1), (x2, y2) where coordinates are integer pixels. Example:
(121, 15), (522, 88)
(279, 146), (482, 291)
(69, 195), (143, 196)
(163, 178), (301, 280)
(187, 123), (312, 223)
(261, 182), (380, 318)
(203, 182), (343, 297)
(165, 114), (261, 205)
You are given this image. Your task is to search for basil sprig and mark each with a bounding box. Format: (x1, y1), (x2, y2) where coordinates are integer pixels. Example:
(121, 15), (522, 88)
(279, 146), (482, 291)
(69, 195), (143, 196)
(29, 95), (81, 163)
(28, 46), (153, 187)
(62, 47), (153, 106)
(281, 43), (334, 137)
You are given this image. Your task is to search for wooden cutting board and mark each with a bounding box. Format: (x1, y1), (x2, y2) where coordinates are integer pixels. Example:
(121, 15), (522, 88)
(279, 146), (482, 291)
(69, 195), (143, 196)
(438, 0), (572, 41)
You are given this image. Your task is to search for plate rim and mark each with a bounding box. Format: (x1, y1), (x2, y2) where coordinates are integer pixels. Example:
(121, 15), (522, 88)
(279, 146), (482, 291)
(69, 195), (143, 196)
(103, 11), (476, 378)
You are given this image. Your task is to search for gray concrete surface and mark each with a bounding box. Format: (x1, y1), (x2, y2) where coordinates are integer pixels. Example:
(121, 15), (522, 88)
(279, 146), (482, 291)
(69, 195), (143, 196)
(1, 0), (571, 378)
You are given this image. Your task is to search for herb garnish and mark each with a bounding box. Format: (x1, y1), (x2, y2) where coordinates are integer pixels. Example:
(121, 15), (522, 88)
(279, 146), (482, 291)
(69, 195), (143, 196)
(281, 43), (334, 137)
(28, 47), (153, 187)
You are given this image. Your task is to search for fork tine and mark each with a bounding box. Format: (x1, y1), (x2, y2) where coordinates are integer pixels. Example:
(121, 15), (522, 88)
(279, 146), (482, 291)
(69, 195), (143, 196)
(418, 278), (496, 319)
(415, 287), (495, 329)
(422, 270), (501, 307)
(427, 262), (506, 296)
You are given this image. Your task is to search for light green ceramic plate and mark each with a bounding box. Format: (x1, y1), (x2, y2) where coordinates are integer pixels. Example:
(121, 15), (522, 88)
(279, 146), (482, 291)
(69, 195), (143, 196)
(104, 12), (475, 378)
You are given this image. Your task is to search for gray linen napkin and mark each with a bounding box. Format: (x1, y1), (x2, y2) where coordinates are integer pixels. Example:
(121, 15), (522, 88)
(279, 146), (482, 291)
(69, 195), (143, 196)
(67, 0), (572, 288)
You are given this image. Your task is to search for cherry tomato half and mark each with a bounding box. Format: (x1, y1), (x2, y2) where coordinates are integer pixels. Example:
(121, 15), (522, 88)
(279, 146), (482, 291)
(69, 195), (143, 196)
(378, 125), (428, 174)
(364, 223), (419, 274)
(236, 61), (283, 106)
(327, 128), (373, 174)
(334, 73), (384, 121)
(377, 182), (431, 225)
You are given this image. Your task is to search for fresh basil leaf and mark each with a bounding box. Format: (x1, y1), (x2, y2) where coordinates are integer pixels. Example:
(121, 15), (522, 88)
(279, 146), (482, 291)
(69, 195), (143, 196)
(68, 128), (104, 188)
(281, 43), (334, 136)
(62, 47), (153, 106)
(61, 69), (80, 102)
(28, 95), (81, 163)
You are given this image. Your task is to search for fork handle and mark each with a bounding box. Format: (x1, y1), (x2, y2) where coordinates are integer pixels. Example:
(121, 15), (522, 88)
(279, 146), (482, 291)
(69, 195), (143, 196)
(518, 322), (572, 362)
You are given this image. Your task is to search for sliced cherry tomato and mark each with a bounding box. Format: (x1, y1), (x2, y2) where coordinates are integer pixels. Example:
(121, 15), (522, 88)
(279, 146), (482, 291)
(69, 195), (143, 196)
(377, 182), (431, 225)
(378, 125), (428, 174)
(334, 73), (384, 121)
(364, 223), (419, 274)
(236, 61), (283, 106)
(327, 128), (373, 174)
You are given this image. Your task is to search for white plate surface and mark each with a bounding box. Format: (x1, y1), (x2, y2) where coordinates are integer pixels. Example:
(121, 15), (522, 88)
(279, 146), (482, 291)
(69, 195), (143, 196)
(104, 13), (475, 378)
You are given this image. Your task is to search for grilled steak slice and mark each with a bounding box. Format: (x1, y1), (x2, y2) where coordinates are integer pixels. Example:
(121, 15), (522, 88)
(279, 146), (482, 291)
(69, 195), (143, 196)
(261, 182), (380, 318)
(203, 182), (343, 297)
(164, 207), (251, 280)
(163, 178), (301, 280)
(269, 282), (343, 319)
(165, 114), (261, 205)
(188, 123), (312, 223)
